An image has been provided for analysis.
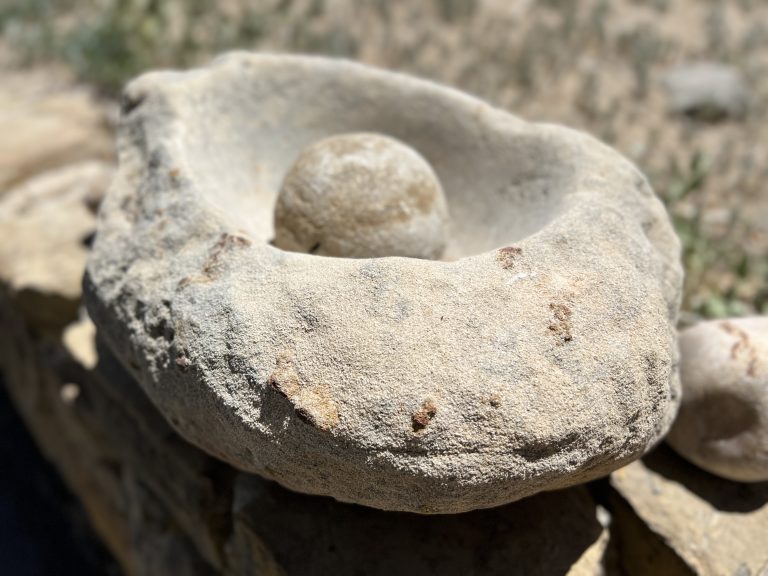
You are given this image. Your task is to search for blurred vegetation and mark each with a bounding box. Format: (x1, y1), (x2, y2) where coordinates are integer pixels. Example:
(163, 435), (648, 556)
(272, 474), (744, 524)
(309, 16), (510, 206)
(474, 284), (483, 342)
(1, 0), (266, 93)
(2, 0), (766, 324)
(0, 0), (367, 94)
(658, 153), (768, 324)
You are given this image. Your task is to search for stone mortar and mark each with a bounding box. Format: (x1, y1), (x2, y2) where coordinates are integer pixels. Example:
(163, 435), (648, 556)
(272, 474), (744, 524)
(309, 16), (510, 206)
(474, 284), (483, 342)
(85, 53), (683, 514)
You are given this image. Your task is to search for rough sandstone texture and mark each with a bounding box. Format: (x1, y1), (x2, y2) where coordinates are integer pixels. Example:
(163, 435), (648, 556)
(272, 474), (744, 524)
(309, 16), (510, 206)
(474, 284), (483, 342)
(85, 53), (683, 513)
(667, 317), (768, 482)
(273, 132), (449, 259)
(0, 298), (611, 576)
(0, 134), (608, 574)
(3, 98), (764, 574)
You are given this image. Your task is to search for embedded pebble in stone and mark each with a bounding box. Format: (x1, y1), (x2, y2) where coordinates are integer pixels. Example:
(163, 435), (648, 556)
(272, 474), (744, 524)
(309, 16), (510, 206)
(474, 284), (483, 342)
(273, 132), (449, 259)
(667, 316), (768, 482)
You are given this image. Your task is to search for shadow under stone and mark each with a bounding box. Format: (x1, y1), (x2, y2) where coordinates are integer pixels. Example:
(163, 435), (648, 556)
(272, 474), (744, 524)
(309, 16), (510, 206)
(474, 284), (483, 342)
(0, 373), (119, 576)
(233, 473), (603, 576)
(644, 444), (768, 513)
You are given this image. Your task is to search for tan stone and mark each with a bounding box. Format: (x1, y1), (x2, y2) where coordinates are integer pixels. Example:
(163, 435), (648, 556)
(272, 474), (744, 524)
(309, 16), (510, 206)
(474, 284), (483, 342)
(0, 161), (113, 328)
(63, 316), (99, 370)
(611, 446), (768, 576)
(274, 132), (449, 259)
(0, 71), (113, 192)
(0, 123), (612, 573)
(86, 52), (682, 513)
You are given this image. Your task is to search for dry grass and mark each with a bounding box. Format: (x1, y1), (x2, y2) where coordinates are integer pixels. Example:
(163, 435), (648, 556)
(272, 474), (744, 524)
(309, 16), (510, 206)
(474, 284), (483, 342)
(2, 0), (766, 322)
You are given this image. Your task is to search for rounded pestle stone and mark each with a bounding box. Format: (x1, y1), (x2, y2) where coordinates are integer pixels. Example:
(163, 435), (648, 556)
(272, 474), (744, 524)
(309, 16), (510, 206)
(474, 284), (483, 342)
(273, 132), (449, 259)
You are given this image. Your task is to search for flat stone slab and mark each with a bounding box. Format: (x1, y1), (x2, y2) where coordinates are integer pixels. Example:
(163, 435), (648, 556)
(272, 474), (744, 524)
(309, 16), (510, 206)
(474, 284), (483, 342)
(663, 62), (750, 121)
(86, 53), (683, 513)
(611, 446), (768, 575)
(230, 475), (609, 576)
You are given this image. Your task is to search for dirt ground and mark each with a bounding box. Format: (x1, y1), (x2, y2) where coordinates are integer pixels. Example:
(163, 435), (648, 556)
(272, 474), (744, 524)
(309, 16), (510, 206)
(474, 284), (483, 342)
(2, 0), (767, 322)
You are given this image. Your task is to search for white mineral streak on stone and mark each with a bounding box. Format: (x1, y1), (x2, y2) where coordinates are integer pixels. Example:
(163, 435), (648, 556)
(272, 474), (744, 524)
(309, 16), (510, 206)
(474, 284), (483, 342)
(85, 53), (683, 513)
(668, 316), (768, 482)
(507, 271), (538, 284)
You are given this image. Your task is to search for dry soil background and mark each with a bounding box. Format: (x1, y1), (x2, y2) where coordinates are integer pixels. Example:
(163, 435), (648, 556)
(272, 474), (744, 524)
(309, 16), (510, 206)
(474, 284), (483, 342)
(2, 0), (767, 322)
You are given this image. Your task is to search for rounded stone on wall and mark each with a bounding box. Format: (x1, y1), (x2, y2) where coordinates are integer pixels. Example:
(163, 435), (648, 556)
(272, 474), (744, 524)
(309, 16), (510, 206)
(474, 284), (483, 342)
(667, 316), (768, 482)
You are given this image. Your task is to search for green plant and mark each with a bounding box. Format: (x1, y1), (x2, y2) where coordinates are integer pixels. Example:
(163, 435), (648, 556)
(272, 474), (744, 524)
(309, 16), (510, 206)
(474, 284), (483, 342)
(1, 0), (272, 95)
(61, 0), (164, 93)
(659, 153), (766, 324)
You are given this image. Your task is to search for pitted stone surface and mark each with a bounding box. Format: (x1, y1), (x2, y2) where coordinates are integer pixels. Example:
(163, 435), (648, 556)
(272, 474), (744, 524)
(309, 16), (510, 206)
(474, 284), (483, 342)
(668, 317), (768, 482)
(85, 53), (683, 513)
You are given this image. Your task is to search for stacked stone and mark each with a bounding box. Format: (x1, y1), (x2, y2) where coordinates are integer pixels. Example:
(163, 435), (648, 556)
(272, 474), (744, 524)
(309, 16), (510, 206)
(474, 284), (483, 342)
(1, 56), (767, 576)
(0, 154), (609, 576)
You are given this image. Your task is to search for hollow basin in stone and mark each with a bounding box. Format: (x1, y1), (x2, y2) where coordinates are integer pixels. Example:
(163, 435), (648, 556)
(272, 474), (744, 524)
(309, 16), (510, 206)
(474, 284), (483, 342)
(85, 52), (683, 513)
